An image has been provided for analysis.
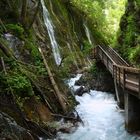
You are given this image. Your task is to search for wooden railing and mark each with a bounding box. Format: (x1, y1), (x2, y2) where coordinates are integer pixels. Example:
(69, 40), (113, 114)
(95, 45), (140, 98)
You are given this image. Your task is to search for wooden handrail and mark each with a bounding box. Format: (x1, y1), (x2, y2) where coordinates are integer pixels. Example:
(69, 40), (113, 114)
(113, 64), (140, 74)
(108, 45), (129, 66)
(97, 45), (116, 65)
(95, 45), (140, 97)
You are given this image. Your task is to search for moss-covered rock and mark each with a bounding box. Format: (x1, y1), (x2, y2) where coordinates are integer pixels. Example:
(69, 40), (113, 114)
(116, 0), (140, 66)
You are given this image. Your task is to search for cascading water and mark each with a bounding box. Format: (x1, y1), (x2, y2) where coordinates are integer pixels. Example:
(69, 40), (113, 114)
(41, 0), (61, 65)
(57, 74), (140, 140)
(83, 24), (93, 66)
(84, 24), (92, 45)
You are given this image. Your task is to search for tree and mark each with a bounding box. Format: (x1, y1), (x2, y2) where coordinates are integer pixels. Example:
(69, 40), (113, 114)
(21, 0), (27, 26)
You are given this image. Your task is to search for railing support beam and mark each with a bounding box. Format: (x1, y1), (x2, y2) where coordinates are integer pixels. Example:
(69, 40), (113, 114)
(125, 91), (140, 132)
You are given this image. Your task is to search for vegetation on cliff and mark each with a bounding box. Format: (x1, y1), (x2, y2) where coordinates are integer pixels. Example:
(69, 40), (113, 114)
(70, 0), (126, 44)
(115, 0), (140, 66)
(0, 0), (140, 139)
(0, 0), (84, 139)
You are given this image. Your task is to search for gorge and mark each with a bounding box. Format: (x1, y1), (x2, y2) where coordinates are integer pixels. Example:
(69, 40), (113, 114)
(0, 0), (140, 139)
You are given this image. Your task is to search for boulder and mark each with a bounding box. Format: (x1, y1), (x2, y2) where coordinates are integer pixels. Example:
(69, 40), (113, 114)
(75, 86), (89, 96)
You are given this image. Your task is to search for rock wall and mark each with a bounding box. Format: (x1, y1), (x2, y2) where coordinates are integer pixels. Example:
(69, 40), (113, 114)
(0, 0), (95, 139)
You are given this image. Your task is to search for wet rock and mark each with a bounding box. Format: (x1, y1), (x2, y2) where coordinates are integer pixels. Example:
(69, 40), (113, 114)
(75, 65), (115, 93)
(57, 122), (74, 134)
(0, 112), (37, 140)
(59, 127), (72, 133)
(75, 86), (89, 96)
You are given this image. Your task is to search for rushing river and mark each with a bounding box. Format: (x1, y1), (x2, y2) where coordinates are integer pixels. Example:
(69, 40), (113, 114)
(57, 74), (140, 140)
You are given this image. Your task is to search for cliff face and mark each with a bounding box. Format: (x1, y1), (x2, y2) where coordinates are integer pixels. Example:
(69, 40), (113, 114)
(116, 0), (140, 66)
(0, 0), (93, 139)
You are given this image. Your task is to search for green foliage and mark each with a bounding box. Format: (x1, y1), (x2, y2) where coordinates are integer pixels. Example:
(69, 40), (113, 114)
(124, 15), (137, 46)
(5, 24), (24, 39)
(82, 40), (92, 56)
(24, 39), (40, 60)
(89, 61), (97, 76)
(35, 60), (48, 75)
(115, 1), (140, 66)
(0, 69), (33, 97)
(6, 73), (33, 96)
(24, 37), (47, 75)
(136, 0), (140, 8)
(70, 0), (126, 44)
(128, 46), (140, 66)
(58, 56), (73, 78)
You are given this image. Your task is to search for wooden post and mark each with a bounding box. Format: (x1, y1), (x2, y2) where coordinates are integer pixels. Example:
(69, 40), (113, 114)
(102, 50), (103, 61)
(123, 68), (125, 90)
(113, 65), (115, 78)
(107, 57), (109, 68)
(115, 66), (117, 84)
(118, 67), (120, 85)
(139, 71), (140, 98)
(113, 65), (120, 104)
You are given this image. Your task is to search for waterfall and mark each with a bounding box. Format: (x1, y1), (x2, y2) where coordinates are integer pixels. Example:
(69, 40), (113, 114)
(84, 24), (92, 45)
(41, 0), (61, 65)
(83, 24), (93, 66)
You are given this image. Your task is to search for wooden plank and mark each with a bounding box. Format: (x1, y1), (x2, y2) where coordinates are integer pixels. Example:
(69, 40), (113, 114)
(108, 45), (129, 66)
(97, 45), (116, 65)
(123, 68), (125, 90)
(125, 79), (139, 86)
(139, 72), (140, 98)
(118, 67), (120, 85)
(96, 45), (140, 95)
(114, 64), (139, 74)
(113, 65), (115, 79)
(125, 83), (139, 93)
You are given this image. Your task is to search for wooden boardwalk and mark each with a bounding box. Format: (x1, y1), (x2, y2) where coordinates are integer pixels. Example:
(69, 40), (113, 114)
(95, 45), (140, 98)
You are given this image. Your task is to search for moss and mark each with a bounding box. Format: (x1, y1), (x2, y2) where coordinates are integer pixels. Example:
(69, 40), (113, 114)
(115, 1), (140, 66)
(128, 45), (140, 66)
(5, 24), (24, 39)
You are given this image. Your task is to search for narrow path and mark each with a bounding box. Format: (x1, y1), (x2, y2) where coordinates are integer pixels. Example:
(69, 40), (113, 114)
(96, 45), (140, 98)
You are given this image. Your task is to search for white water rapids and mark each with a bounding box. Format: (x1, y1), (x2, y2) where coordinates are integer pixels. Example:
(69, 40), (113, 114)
(57, 74), (140, 140)
(41, 0), (61, 65)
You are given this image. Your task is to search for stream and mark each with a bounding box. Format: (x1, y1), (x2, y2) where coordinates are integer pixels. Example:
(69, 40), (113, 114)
(57, 74), (140, 140)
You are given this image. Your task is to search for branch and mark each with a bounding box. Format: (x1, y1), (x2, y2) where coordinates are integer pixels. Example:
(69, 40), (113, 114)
(38, 47), (67, 113)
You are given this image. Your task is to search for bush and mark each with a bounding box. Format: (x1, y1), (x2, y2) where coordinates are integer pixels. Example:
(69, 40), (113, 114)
(82, 40), (92, 56)
(128, 45), (140, 65)
(6, 24), (24, 39)
(6, 73), (33, 97)
(89, 61), (97, 75)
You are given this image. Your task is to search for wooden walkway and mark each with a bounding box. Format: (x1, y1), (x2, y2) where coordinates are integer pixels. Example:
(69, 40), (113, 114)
(95, 45), (140, 98)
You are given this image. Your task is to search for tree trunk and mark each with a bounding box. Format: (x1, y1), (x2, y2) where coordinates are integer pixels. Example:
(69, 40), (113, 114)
(0, 19), (7, 32)
(29, 0), (41, 29)
(21, 0), (27, 26)
(38, 47), (67, 113)
(0, 42), (15, 58)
